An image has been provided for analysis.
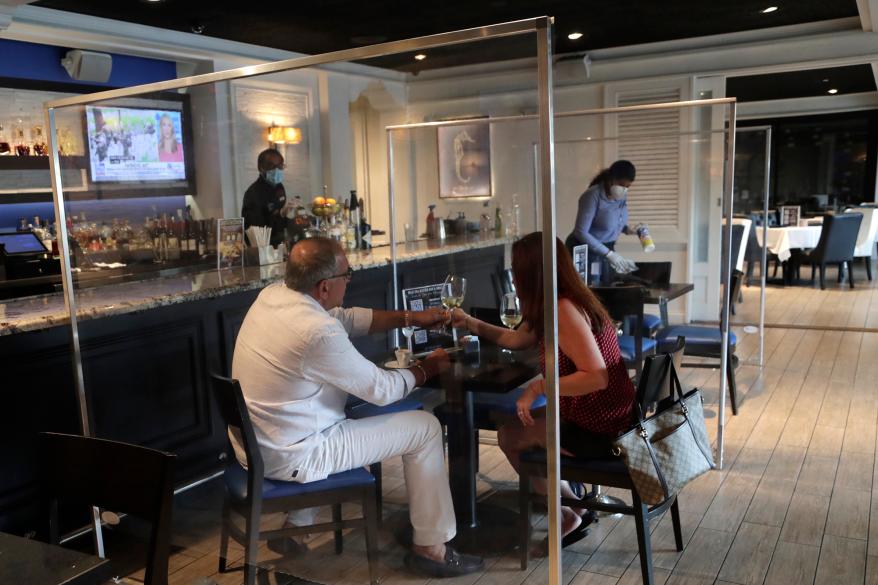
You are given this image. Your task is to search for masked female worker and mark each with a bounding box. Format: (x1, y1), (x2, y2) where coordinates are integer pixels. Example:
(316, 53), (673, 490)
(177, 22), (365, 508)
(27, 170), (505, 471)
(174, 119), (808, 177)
(565, 160), (639, 283)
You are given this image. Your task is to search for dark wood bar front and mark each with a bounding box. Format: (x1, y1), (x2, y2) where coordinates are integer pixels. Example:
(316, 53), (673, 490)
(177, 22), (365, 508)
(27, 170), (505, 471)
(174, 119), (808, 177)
(0, 239), (506, 536)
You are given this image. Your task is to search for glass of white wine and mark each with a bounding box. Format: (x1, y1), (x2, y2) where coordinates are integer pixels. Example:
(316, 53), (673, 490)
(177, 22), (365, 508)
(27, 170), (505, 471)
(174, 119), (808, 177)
(441, 275), (467, 345)
(499, 292), (522, 354)
(401, 325), (415, 351)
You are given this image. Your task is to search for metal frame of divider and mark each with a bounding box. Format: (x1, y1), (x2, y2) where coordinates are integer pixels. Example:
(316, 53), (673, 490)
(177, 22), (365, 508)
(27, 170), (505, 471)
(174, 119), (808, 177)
(388, 98), (737, 471)
(45, 16), (570, 580)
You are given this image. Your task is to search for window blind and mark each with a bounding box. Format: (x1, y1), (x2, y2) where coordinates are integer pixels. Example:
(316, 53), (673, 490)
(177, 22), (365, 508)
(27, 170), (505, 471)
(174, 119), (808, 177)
(615, 88), (682, 229)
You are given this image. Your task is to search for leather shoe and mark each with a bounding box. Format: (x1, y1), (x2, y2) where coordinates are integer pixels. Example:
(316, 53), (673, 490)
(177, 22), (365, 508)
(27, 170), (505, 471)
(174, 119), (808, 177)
(405, 545), (485, 578)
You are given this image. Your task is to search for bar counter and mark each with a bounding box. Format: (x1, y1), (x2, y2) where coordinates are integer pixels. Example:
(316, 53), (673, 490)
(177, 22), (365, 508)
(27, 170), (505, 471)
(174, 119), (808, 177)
(0, 235), (509, 336)
(0, 235), (508, 536)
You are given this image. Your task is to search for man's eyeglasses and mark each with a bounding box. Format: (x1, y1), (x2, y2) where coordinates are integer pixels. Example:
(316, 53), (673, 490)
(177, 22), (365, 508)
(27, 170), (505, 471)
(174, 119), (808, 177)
(324, 267), (353, 282)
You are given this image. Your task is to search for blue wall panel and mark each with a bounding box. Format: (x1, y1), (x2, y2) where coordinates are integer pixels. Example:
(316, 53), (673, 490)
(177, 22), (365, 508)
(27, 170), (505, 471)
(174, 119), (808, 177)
(0, 38), (177, 88)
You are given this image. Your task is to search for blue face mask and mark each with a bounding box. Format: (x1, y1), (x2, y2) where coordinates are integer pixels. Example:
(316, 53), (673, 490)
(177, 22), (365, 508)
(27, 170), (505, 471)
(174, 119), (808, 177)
(264, 168), (284, 186)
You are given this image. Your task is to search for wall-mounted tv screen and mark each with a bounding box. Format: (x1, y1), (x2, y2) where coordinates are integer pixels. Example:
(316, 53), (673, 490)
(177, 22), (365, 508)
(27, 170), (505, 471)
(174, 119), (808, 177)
(85, 105), (187, 183)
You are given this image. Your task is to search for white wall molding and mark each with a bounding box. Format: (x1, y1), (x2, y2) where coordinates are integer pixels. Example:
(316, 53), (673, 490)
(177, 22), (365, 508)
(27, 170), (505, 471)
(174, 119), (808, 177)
(857, 0), (878, 31)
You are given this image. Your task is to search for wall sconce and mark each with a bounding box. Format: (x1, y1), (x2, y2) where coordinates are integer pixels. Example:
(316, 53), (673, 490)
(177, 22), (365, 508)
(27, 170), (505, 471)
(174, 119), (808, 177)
(268, 125), (302, 145)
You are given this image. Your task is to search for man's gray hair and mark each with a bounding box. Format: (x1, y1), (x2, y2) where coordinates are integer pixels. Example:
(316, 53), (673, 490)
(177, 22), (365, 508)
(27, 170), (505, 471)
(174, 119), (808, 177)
(285, 238), (342, 292)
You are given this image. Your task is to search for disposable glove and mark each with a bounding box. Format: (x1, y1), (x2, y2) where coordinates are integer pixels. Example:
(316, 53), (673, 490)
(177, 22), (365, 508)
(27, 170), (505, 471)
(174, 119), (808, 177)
(607, 251), (638, 274)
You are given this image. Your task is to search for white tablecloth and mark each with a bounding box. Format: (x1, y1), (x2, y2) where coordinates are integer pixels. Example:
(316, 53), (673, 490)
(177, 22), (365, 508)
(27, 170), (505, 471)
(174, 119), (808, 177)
(755, 226), (822, 262)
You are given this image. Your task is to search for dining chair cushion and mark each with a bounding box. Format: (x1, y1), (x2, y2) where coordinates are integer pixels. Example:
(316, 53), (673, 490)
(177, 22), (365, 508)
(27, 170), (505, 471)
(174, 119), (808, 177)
(656, 326), (736, 354)
(473, 386), (547, 416)
(643, 314), (662, 335)
(618, 336), (657, 362)
(345, 396), (423, 419)
(225, 462), (374, 501)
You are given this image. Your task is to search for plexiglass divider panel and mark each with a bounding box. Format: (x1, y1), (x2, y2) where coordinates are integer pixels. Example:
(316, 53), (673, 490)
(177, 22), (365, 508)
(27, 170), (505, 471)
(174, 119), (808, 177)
(40, 18), (584, 585)
(37, 17), (739, 584)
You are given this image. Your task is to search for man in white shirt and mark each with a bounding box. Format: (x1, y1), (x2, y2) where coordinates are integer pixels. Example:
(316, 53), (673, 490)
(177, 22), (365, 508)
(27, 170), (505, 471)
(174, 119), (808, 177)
(232, 237), (484, 577)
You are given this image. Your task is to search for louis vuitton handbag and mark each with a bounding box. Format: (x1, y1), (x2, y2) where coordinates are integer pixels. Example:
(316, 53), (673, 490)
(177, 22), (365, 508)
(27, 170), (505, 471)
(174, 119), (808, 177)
(611, 362), (715, 505)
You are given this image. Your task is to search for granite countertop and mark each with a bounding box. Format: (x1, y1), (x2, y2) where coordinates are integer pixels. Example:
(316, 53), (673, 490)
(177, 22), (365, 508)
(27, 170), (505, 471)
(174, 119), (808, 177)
(0, 235), (509, 336)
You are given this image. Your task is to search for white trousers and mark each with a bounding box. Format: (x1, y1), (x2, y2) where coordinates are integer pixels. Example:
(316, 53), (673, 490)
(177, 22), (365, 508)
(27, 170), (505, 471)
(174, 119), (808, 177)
(285, 409), (456, 547)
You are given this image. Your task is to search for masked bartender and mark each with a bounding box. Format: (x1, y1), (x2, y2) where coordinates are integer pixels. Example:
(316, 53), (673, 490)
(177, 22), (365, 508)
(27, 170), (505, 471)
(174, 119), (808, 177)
(565, 159), (639, 283)
(242, 148), (294, 247)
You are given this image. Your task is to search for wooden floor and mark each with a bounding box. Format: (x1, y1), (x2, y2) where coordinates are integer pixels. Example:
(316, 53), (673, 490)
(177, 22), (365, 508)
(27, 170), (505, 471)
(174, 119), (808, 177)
(121, 315), (878, 584)
(732, 259), (878, 330)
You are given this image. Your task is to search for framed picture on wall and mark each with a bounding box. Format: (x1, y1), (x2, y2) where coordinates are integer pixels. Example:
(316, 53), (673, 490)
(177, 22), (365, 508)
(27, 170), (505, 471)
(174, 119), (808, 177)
(779, 205), (801, 227)
(437, 122), (491, 198)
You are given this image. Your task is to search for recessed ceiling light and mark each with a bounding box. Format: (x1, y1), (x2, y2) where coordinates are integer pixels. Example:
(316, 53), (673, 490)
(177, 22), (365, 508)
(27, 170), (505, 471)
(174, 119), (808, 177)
(828, 88), (839, 94)
(761, 6), (778, 13)
(414, 54), (426, 61)
(568, 32), (583, 40)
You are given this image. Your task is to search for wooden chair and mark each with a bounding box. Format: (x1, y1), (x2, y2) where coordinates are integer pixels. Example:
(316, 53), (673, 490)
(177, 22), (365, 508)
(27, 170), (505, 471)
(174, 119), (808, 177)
(39, 432), (176, 585)
(517, 340), (687, 585)
(211, 375), (379, 585)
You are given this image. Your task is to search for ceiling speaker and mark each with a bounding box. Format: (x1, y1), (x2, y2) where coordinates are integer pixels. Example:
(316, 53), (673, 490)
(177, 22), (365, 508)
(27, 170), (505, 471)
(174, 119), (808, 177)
(61, 50), (112, 83)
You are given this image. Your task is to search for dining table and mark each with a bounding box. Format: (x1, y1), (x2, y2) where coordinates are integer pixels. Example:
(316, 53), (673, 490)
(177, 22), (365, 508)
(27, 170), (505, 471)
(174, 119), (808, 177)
(0, 531), (111, 585)
(755, 224), (822, 263)
(641, 282), (695, 327)
(755, 224), (823, 284)
(435, 343), (540, 555)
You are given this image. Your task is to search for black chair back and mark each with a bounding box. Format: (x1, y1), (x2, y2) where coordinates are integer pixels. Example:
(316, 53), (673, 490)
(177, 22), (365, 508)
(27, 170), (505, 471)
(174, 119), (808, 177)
(38, 432), (175, 585)
(636, 337), (685, 414)
(720, 224), (745, 283)
(631, 262), (671, 286)
(809, 213), (863, 264)
(592, 284), (647, 379)
(211, 375), (265, 499)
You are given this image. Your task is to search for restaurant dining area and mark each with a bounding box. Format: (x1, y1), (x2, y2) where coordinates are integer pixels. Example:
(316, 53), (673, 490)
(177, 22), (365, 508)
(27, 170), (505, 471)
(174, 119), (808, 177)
(2, 2), (878, 585)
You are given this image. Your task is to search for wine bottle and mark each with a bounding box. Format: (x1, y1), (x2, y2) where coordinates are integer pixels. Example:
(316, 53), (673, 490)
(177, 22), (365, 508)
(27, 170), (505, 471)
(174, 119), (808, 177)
(349, 190), (361, 249)
(359, 197), (371, 249)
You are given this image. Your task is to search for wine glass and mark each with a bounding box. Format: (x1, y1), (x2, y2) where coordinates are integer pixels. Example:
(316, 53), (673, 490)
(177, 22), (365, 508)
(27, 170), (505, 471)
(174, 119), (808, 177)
(400, 325), (415, 351)
(441, 275), (467, 345)
(499, 292), (522, 353)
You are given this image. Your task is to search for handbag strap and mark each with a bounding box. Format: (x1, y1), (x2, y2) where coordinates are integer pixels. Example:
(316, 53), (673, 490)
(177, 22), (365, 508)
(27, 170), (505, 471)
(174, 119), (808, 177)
(638, 426), (671, 500)
(669, 360), (685, 401)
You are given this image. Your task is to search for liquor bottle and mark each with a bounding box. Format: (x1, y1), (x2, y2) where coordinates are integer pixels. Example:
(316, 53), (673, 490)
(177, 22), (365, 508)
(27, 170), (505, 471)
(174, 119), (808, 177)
(359, 197), (372, 249)
(426, 205), (436, 239)
(158, 214), (169, 261)
(349, 191), (361, 249)
(170, 215), (182, 260)
(494, 206), (503, 236)
(185, 210), (197, 257)
(510, 193), (521, 238)
(197, 221), (208, 257)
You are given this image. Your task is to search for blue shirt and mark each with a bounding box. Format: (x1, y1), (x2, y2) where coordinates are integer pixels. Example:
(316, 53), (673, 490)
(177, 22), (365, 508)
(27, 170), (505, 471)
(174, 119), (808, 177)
(570, 184), (628, 257)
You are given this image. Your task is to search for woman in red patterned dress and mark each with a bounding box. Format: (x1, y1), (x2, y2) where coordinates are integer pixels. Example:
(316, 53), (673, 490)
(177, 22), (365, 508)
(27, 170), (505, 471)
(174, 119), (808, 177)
(451, 231), (635, 549)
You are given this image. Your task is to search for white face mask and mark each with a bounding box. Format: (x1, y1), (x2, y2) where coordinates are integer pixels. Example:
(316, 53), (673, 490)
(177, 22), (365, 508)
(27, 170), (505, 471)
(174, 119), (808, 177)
(609, 185), (628, 200)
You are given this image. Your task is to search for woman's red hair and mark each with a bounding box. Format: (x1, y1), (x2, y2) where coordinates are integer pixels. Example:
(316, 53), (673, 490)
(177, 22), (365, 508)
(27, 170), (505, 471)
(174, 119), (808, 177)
(511, 232), (610, 339)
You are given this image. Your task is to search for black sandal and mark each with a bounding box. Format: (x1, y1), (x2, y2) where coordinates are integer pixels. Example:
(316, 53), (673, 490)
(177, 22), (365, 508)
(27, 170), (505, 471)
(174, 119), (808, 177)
(531, 511), (597, 557)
